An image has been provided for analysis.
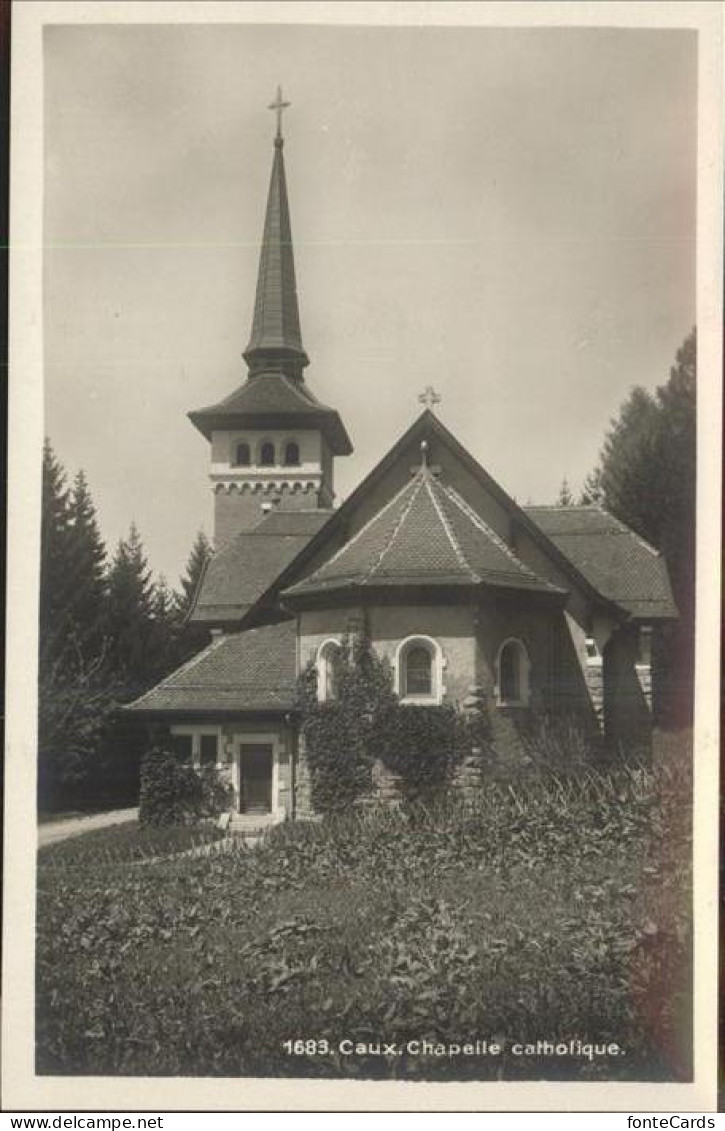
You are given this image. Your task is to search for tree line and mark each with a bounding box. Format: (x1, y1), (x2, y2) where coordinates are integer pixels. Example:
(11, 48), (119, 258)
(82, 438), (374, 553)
(39, 440), (212, 810)
(556, 328), (696, 725)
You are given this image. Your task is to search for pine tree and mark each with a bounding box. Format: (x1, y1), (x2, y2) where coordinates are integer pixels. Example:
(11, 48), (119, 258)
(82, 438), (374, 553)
(584, 328), (696, 724)
(149, 573), (179, 678)
(579, 467), (603, 505)
(39, 439), (74, 668)
(38, 444), (114, 807)
(176, 529), (212, 621)
(557, 477), (574, 506)
(174, 529), (213, 662)
(105, 522), (156, 696)
(66, 469), (107, 656)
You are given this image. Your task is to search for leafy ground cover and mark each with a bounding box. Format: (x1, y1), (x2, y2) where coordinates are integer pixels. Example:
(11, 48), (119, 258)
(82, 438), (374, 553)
(36, 738), (691, 1081)
(38, 822), (225, 868)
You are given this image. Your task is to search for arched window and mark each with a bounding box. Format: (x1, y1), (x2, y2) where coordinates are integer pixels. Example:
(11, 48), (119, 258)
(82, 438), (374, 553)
(234, 441), (251, 467)
(496, 638), (530, 707)
(316, 639), (342, 702)
(259, 441), (275, 467)
(283, 440), (300, 467)
(395, 636), (443, 703)
(405, 646), (432, 696)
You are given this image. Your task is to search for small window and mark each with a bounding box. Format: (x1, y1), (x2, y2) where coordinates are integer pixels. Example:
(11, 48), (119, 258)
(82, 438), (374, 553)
(172, 734), (193, 764)
(284, 440), (300, 466)
(234, 442), (251, 467)
(317, 640), (342, 702)
(200, 734), (218, 766)
(396, 636), (441, 703)
(496, 639), (530, 706)
(259, 441), (275, 467)
(404, 646), (432, 697)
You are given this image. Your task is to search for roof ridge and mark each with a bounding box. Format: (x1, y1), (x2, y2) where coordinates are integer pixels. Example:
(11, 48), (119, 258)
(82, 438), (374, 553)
(425, 476), (479, 581)
(367, 473), (429, 580)
(445, 486), (541, 579)
(301, 475), (419, 583)
(525, 504), (601, 512)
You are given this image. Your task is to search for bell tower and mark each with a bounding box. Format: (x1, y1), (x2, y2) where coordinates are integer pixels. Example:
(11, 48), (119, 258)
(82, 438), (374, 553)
(188, 88), (352, 547)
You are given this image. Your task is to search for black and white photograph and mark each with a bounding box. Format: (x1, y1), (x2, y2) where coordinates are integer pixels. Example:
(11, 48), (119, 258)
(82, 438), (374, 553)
(4, 0), (721, 1113)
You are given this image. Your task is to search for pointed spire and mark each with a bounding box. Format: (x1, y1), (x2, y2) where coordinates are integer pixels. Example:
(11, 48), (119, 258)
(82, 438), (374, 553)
(243, 88), (309, 380)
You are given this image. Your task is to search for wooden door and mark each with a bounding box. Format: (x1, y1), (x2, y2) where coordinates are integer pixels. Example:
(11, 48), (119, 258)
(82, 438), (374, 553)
(239, 745), (273, 814)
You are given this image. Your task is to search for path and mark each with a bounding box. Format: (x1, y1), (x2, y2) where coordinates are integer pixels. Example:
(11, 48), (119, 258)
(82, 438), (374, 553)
(38, 807), (139, 847)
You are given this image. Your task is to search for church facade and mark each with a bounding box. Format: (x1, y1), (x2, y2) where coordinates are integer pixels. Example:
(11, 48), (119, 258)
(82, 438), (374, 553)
(128, 97), (677, 824)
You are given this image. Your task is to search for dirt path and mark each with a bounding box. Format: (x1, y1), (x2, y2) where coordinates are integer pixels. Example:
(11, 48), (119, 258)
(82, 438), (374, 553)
(38, 807), (139, 847)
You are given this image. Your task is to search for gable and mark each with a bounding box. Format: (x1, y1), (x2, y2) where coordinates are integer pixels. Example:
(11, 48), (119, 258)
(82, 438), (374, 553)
(244, 411), (603, 620)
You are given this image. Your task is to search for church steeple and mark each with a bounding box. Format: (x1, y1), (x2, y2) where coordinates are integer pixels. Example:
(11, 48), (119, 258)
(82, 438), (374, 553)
(188, 89), (352, 547)
(243, 87), (309, 380)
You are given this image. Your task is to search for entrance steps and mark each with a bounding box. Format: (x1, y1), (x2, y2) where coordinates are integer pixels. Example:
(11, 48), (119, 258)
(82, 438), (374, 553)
(227, 812), (278, 839)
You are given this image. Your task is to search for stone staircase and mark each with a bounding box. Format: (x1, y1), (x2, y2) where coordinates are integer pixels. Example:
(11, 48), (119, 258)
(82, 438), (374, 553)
(227, 812), (278, 839)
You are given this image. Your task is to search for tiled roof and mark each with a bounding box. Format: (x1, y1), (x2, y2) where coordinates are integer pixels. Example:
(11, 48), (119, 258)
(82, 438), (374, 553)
(191, 509), (331, 623)
(243, 140), (308, 368)
(188, 372), (352, 454)
(127, 621), (297, 715)
(524, 505), (677, 619)
(284, 468), (563, 600)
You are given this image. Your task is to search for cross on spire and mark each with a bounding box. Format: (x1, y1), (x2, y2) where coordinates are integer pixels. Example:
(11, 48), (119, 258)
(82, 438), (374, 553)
(418, 385), (441, 411)
(269, 85), (291, 141)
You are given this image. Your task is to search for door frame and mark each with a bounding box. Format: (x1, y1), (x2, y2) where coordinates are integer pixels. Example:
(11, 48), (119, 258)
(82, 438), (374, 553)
(232, 733), (282, 819)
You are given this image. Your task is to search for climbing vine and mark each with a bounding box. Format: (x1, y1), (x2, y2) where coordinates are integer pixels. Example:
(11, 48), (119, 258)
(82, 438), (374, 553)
(297, 633), (468, 812)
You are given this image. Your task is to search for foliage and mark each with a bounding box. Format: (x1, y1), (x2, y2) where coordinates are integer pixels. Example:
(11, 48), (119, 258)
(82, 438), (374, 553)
(37, 445), (215, 812)
(138, 746), (233, 827)
(557, 477), (574, 506)
(298, 634), (396, 814)
(373, 704), (462, 802)
(199, 763), (235, 818)
(104, 523), (158, 695)
(139, 747), (203, 827)
(519, 713), (599, 772)
(583, 330), (696, 724)
(36, 737), (692, 1080)
(38, 821), (224, 869)
(38, 444), (117, 809)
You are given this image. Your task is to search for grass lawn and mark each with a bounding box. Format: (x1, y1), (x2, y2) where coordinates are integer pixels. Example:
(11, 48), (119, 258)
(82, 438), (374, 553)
(36, 744), (692, 1082)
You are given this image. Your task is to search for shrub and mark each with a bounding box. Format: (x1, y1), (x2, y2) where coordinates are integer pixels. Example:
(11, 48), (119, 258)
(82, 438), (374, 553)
(374, 704), (462, 802)
(139, 747), (203, 826)
(199, 763), (234, 818)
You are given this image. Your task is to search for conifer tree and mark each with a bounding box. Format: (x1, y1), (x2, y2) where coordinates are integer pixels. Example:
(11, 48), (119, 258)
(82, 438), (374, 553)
(39, 439), (74, 667)
(38, 444), (113, 807)
(176, 529), (212, 621)
(174, 529), (213, 662)
(584, 328), (696, 724)
(557, 477), (574, 506)
(149, 573), (180, 678)
(66, 469), (107, 655)
(105, 522), (156, 696)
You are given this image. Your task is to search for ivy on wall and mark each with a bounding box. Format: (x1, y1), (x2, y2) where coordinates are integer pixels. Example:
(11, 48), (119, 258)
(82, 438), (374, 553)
(297, 633), (468, 813)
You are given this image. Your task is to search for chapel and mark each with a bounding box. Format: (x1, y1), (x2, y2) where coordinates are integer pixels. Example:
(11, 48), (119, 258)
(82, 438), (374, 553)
(128, 93), (677, 824)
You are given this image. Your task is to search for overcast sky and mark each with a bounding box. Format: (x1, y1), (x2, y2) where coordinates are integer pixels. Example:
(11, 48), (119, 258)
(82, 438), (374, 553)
(44, 22), (696, 586)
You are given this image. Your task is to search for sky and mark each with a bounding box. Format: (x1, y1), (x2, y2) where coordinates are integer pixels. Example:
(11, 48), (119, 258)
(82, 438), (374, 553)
(43, 21), (697, 587)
